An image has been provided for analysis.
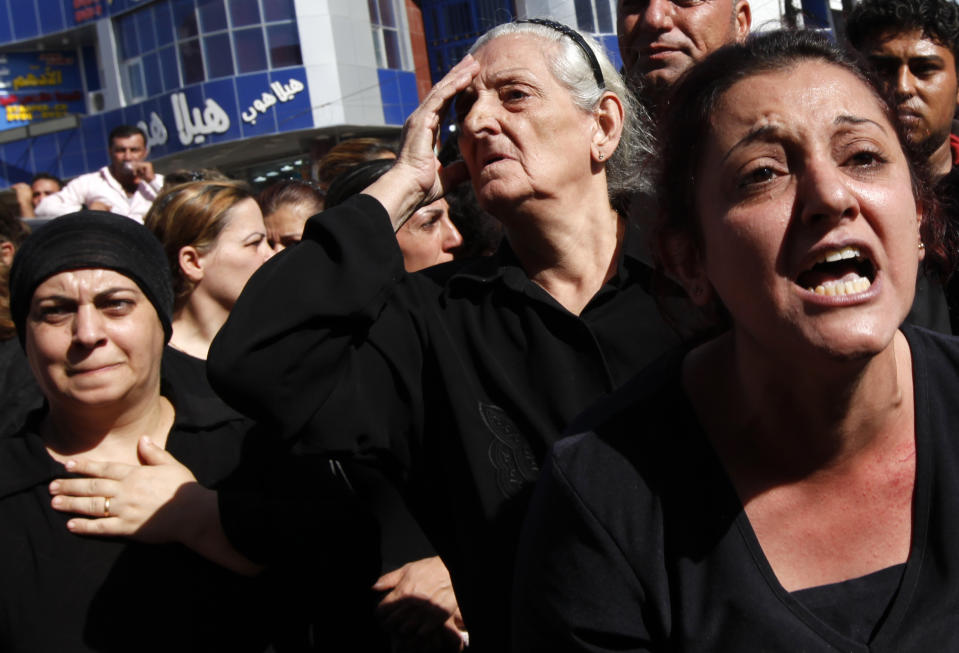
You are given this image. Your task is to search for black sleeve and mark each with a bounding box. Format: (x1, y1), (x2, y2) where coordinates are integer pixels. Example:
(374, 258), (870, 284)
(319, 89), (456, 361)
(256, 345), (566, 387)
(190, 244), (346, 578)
(512, 442), (655, 653)
(208, 194), (438, 571)
(207, 193), (418, 445)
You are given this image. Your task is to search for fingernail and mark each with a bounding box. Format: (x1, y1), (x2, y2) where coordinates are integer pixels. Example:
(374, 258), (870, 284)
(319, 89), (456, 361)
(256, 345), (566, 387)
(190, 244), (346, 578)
(49, 481), (59, 492)
(52, 496), (62, 507)
(66, 520), (76, 530)
(65, 460), (76, 470)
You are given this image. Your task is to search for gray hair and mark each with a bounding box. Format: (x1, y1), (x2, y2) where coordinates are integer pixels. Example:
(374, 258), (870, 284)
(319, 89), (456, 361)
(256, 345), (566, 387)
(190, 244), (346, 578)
(469, 21), (655, 206)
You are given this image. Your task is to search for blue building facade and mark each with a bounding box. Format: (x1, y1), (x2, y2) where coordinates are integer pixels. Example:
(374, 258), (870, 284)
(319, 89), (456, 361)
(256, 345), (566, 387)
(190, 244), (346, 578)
(0, 0), (423, 186)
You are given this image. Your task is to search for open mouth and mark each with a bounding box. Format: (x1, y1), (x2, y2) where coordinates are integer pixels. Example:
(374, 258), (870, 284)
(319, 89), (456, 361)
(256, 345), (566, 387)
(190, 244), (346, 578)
(796, 246), (876, 297)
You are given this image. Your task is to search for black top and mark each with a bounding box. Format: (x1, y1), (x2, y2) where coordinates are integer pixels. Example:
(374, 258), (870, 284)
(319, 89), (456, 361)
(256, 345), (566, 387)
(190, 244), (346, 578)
(512, 325), (959, 652)
(208, 194), (682, 651)
(0, 374), (378, 652)
(0, 386), (272, 652)
(0, 338), (43, 438)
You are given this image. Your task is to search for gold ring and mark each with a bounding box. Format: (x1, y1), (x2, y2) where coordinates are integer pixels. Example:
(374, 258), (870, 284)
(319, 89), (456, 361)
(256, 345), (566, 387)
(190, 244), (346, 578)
(104, 497), (111, 518)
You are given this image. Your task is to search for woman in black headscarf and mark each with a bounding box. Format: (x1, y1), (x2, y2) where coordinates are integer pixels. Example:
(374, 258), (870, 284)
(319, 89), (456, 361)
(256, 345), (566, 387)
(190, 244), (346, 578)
(0, 210), (370, 652)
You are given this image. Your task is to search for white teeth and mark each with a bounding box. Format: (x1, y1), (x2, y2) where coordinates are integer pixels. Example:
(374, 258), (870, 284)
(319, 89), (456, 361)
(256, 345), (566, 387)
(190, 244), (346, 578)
(818, 246), (860, 264)
(809, 276), (871, 296)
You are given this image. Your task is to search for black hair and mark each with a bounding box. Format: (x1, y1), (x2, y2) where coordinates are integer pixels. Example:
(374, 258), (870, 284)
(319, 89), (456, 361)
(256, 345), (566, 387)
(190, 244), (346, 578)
(30, 172), (62, 188)
(846, 0), (959, 60)
(323, 159), (395, 209)
(108, 124), (147, 148)
(655, 29), (954, 319)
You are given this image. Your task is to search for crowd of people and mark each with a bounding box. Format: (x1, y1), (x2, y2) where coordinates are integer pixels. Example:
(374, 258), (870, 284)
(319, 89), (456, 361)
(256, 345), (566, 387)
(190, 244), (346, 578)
(1, 0), (959, 650)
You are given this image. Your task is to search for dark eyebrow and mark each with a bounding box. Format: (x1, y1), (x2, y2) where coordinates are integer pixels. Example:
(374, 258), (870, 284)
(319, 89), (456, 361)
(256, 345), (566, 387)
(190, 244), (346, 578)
(722, 125), (780, 163)
(869, 53), (946, 66)
(833, 114), (888, 132)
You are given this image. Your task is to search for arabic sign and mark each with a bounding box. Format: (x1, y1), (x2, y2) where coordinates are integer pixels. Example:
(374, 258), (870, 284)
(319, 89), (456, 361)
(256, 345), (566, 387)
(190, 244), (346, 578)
(0, 51), (85, 131)
(71, 0), (105, 25)
(135, 71), (312, 158)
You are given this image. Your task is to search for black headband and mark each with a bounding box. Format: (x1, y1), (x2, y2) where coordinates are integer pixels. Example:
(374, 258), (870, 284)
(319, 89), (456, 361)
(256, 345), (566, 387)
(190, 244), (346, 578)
(517, 18), (605, 89)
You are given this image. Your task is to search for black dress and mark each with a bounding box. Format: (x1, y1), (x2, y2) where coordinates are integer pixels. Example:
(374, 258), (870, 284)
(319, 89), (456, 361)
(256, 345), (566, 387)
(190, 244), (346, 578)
(512, 325), (959, 652)
(208, 195), (683, 651)
(0, 375), (377, 652)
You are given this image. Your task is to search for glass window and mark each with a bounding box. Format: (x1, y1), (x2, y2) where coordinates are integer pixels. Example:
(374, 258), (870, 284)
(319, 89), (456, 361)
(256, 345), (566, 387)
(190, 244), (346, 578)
(143, 52), (163, 97)
(234, 27), (268, 73)
(574, 0), (595, 33)
(115, 0), (302, 101)
(172, 0), (198, 39)
(125, 61), (145, 100)
(229, 0), (260, 27)
(383, 29), (401, 69)
(118, 14), (140, 58)
(135, 8), (157, 53)
(369, 0), (407, 70)
(204, 33), (235, 78)
(377, 0), (396, 27)
(267, 23), (302, 68)
(159, 45), (180, 92)
(596, 0), (613, 33)
(180, 38), (205, 85)
(198, 0), (228, 32)
(155, 2), (175, 46)
(264, 0), (295, 22)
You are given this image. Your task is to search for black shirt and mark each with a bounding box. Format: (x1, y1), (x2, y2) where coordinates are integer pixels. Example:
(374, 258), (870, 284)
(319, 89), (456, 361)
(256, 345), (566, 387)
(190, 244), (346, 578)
(513, 325), (959, 652)
(209, 194), (682, 651)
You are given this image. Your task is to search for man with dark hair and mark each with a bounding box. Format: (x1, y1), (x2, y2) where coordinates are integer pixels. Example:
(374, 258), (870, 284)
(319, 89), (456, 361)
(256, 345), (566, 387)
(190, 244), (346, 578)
(617, 0), (751, 108)
(847, 0), (959, 333)
(847, 0), (959, 181)
(10, 173), (62, 218)
(35, 124), (163, 222)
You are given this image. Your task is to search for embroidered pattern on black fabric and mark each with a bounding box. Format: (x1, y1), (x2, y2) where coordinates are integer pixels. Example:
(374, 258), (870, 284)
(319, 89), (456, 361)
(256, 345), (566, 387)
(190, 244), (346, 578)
(480, 402), (539, 498)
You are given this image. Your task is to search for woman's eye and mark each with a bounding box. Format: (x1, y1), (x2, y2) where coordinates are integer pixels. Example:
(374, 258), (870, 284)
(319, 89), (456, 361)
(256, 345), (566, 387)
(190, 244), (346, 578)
(847, 150), (885, 168)
(39, 306), (70, 322)
(103, 300), (134, 315)
(503, 88), (529, 103)
(739, 166), (779, 188)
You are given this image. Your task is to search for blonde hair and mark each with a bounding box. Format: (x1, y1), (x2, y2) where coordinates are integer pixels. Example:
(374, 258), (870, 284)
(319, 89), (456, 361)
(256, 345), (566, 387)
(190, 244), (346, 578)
(144, 180), (253, 309)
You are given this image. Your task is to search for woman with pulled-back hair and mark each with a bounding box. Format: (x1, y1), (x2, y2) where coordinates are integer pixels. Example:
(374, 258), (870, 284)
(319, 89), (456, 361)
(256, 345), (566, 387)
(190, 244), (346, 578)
(513, 30), (959, 651)
(209, 19), (680, 651)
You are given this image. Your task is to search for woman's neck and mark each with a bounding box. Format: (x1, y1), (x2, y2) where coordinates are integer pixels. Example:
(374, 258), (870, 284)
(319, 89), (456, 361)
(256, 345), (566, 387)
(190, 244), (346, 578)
(505, 189), (624, 316)
(43, 394), (174, 465)
(687, 329), (913, 482)
(169, 295), (230, 360)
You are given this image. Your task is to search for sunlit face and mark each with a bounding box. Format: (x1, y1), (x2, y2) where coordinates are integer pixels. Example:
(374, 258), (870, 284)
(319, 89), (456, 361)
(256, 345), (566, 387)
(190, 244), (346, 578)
(108, 134), (148, 181)
(455, 34), (597, 218)
(26, 269), (165, 410)
(196, 198), (273, 309)
(617, 0), (749, 94)
(31, 178), (60, 208)
(690, 61), (922, 361)
(860, 29), (959, 155)
(395, 198), (463, 272)
(264, 202), (317, 252)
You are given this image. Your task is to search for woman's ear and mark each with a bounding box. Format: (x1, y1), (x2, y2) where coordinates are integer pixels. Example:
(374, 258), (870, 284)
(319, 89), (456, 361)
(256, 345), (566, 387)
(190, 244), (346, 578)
(178, 245), (205, 283)
(592, 92), (624, 163)
(657, 229), (713, 307)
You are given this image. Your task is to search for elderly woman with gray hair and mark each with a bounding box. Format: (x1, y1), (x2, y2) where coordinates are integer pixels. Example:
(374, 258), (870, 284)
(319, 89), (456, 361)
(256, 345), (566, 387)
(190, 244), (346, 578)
(209, 19), (680, 652)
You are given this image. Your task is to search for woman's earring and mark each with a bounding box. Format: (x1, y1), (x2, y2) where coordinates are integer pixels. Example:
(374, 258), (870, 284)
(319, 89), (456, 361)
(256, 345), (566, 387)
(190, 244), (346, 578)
(597, 152), (604, 161)
(919, 241), (926, 251)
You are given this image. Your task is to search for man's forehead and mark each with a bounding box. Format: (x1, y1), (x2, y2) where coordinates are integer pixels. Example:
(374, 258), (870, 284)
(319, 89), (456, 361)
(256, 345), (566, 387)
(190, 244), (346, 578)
(864, 28), (952, 57)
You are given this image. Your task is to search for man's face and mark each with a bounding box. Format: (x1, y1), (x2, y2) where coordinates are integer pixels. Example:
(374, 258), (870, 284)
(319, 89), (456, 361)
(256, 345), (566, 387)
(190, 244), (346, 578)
(108, 134), (147, 178)
(861, 29), (959, 155)
(30, 178), (60, 208)
(617, 0), (750, 95)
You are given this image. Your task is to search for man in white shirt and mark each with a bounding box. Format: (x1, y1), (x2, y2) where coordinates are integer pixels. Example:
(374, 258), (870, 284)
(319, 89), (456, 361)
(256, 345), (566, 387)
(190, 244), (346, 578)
(35, 124), (164, 223)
